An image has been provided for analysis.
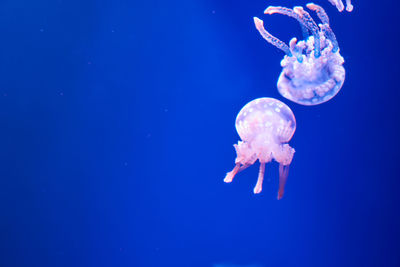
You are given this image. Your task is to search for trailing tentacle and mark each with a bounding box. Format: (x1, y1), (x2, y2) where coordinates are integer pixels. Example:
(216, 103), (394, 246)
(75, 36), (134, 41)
(265, 7), (310, 40)
(328, 0), (353, 12)
(320, 24), (339, 52)
(293, 6), (321, 58)
(306, 4), (339, 53)
(306, 3), (329, 25)
(253, 17), (292, 56)
(346, 0), (353, 11)
(328, 0), (344, 12)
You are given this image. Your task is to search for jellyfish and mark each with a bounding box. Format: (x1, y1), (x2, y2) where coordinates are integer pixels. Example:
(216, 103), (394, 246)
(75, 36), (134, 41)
(328, 0), (353, 12)
(254, 3), (346, 106)
(224, 97), (296, 199)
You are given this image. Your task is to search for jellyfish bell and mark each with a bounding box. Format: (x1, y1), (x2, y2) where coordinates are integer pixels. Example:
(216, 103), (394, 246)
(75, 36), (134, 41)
(254, 3), (346, 106)
(224, 98), (296, 199)
(277, 33), (345, 105)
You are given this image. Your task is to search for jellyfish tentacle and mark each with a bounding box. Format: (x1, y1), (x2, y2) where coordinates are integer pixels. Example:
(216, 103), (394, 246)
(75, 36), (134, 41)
(328, 0), (345, 12)
(265, 6), (316, 37)
(293, 6), (321, 58)
(253, 17), (292, 56)
(327, 0), (353, 12)
(224, 163), (251, 183)
(254, 162), (266, 194)
(264, 6), (309, 40)
(224, 164), (240, 183)
(306, 4), (339, 53)
(306, 3), (330, 25)
(278, 164), (290, 200)
(238, 164), (251, 172)
(265, 6), (321, 58)
(264, 6), (301, 20)
(320, 24), (339, 52)
(345, 0), (353, 12)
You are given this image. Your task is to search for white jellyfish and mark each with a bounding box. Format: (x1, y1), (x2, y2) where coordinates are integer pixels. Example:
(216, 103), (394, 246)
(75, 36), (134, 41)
(328, 0), (353, 12)
(224, 98), (296, 199)
(254, 3), (346, 106)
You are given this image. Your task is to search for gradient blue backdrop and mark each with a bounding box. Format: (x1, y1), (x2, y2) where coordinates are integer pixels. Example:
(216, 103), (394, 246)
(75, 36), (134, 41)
(1, 0), (399, 266)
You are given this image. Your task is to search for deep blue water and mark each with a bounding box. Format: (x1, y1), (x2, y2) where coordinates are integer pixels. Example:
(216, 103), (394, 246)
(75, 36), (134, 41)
(1, 0), (400, 266)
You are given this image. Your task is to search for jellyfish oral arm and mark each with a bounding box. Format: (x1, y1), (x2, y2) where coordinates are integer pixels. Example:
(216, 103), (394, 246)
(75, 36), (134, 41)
(224, 141), (256, 183)
(254, 162), (266, 194)
(306, 3), (330, 24)
(345, 0), (354, 11)
(327, 0), (353, 12)
(224, 164), (240, 183)
(253, 17), (292, 56)
(273, 144), (295, 166)
(224, 163), (250, 183)
(327, 0), (344, 11)
(274, 144), (294, 199)
(278, 164), (290, 200)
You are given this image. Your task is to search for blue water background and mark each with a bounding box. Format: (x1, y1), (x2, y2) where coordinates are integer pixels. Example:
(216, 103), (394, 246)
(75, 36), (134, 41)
(1, 0), (399, 266)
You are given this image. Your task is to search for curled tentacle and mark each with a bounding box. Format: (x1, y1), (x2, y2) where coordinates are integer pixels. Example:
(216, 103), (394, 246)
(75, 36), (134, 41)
(266, 6), (321, 58)
(253, 17), (292, 56)
(265, 6), (309, 40)
(320, 24), (339, 52)
(293, 6), (321, 58)
(306, 3), (330, 25)
(306, 3), (339, 53)
(265, 6), (301, 20)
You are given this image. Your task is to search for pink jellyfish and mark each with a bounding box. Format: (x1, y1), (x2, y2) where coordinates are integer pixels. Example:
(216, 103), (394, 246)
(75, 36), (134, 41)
(224, 98), (296, 199)
(254, 3), (346, 106)
(328, 0), (353, 12)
